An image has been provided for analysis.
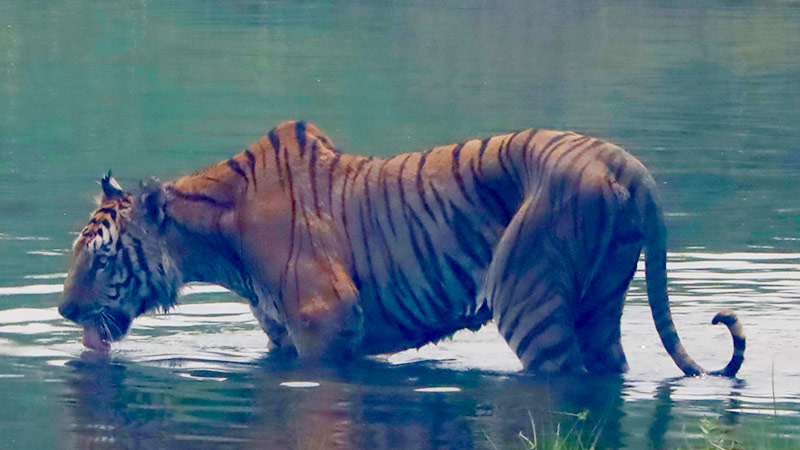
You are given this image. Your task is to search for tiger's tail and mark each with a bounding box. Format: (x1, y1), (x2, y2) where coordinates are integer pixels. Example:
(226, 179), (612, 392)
(640, 176), (745, 377)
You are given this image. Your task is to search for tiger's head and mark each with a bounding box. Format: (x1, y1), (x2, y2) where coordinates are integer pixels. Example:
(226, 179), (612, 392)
(59, 173), (180, 352)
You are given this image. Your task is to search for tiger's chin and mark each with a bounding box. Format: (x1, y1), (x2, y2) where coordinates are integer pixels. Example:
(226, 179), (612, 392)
(78, 310), (132, 353)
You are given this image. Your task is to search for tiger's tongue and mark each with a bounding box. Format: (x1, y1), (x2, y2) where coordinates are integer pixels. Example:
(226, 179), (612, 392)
(82, 326), (111, 352)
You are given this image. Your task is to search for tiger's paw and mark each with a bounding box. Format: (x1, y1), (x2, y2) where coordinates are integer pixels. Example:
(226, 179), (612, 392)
(292, 297), (364, 361)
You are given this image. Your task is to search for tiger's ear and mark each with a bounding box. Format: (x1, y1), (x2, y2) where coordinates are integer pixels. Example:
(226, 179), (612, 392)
(138, 178), (166, 228)
(101, 171), (125, 201)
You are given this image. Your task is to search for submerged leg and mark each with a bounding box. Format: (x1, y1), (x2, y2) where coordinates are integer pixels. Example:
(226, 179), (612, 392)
(574, 248), (639, 373)
(250, 302), (296, 355)
(483, 197), (585, 373)
(575, 196), (643, 373)
(286, 258), (364, 360)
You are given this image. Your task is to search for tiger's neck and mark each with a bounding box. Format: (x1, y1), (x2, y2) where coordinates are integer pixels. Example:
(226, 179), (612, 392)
(158, 214), (255, 300)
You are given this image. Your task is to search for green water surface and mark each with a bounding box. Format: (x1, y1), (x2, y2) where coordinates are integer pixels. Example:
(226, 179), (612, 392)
(1, 1), (799, 448)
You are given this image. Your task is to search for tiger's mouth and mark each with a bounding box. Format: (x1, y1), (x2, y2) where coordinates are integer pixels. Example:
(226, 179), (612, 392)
(80, 310), (132, 353)
(82, 325), (111, 352)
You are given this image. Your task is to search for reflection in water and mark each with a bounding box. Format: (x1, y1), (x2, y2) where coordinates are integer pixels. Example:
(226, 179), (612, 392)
(62, 355), (629, 449)
(65, 355), (180, 448)
(19, 252), (800, 448)
(647, 378), (748, 450)
(648, 382), (674, 450)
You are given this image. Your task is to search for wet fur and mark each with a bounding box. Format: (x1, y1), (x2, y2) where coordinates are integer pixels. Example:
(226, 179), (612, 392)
(60, 121), (745, 375)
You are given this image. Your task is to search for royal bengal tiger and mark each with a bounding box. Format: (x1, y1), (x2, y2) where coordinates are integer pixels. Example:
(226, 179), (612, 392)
(59, 120), (745, 376)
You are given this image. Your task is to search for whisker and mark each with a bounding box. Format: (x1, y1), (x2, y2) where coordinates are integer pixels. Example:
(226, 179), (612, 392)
(101, 311), (122, 340)
(97, 313), (112, 342)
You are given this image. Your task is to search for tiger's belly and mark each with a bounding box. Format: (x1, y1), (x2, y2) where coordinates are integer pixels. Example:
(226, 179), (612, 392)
(343, 219), (504, 353)
(354, 266), (493, 355)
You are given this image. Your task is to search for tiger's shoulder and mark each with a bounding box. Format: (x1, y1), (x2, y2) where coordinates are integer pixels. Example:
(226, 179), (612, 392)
(256, 120), (340, 158)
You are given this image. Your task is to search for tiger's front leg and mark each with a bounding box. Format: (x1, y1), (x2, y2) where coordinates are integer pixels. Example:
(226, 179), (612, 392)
(282, 256), (364, 360)
(238, 194), (364, 360)
(249, 302), (296, 355)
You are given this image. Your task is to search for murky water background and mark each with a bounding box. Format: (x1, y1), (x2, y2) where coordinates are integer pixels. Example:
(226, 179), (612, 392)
(1, 1), (799, 448)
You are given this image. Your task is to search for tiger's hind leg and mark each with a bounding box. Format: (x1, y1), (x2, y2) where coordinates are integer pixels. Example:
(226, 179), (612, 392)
(483, 197), (586, 373)
(573, 243), (640, 373)
(574, 198), (644, 374)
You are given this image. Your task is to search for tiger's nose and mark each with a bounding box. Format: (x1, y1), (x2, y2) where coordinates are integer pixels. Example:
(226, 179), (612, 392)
(58, 300), (80, 322)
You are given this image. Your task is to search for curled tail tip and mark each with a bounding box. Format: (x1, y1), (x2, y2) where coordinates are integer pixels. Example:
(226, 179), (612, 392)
(711, 309), (737, 326)
(710, 309), (746, 377)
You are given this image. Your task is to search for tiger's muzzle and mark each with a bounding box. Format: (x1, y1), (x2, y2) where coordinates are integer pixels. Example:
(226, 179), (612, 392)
(59, 300), (132, 352)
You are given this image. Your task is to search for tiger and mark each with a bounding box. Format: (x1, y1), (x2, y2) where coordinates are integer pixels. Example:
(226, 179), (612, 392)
(59, 120), (745, 376)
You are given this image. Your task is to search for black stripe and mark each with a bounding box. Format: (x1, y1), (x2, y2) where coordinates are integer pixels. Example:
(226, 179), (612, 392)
(340, 159), (369, 281)
(444, 253), (477, 301)
(502, 132), (524, 186)
(476, 138), (490, 175)
(357, 196), (422, 339)
(98, 207), (117, 220)
(394, 263), (446, 323)
(317, 133), (331, 147)
(299, 188), (319, 260)
(227, 158), (248, 182)
(309, 140), (321, 216)
(520, 129), (537, 175)
(166, 186), (233, 209)
(451, 142), (476, 206)
(514, 306), (563, 359)
(120, 246), (141, 306)
(339, 163), (354, 250)
(405, 205), (455, 313)
(108, 270), (132, 300)
(495, 138), (519, 189)
(549, 136), (594, 171)
(142, 279), (163, 312)
(280, 141), (299, 297)
(296, 121), (307, 157)
(396, 153), (413, 227)
(365, 161), (428, 324)
(416, 152), (437, 223)
(534, 133), (571, 171)
(361, 164), (376, 236)
(497, 199), (551, 286)
(130, 237), (152, 282)
(379, 157), (398, 237)
(469, 159), (514, 225)
(497, 267), (561, 335)
(448, 202), (492, 267)
(427, 178), (448, 222)
(268, 129), (284, 187)
(529, 336), (578, 367)
(328, 152), (342, 212)
(245, 149), (257, 190)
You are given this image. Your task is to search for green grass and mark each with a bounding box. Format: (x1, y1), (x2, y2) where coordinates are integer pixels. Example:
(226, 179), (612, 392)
(484, 410), (599, 450)
(484, 411), (797, 450)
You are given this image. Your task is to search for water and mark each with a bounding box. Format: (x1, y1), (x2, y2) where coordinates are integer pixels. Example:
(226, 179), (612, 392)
(2, 0), (800, 448)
